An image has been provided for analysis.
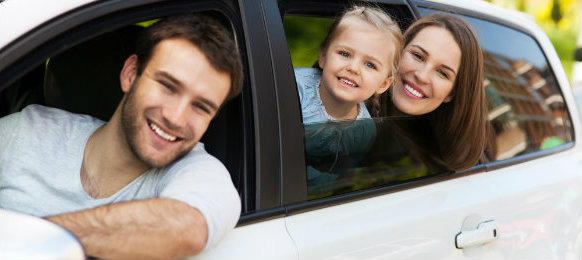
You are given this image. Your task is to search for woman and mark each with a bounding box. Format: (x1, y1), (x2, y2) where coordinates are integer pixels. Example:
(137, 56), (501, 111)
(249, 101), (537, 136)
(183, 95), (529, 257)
(383, 13), (489, 171)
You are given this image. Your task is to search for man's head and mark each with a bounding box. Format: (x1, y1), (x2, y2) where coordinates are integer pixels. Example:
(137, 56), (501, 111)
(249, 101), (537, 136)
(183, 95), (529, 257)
(117, 13), (243, 168)
(135, 14), (243, 101)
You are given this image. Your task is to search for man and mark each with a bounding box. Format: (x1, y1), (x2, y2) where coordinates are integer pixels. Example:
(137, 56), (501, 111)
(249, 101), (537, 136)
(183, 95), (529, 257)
(0, 13), (243, 259)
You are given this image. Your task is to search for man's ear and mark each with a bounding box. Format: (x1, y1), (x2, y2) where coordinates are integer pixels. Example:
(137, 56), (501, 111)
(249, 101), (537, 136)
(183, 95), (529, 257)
(375, 76), (393, 95)
(120, 54), (138, 93)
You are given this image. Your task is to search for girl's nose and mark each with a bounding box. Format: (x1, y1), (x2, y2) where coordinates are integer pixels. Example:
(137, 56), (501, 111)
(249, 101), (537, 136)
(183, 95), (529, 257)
(346, 60), (360, 75)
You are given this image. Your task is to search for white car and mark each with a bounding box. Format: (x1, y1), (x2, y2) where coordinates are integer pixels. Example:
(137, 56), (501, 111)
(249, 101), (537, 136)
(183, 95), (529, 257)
(1, 0), (581, 259)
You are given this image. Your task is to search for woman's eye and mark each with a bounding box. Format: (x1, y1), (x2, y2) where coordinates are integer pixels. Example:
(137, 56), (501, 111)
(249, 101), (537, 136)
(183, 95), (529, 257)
(339, 51), (350, 58)
(365, 62), (377, 70)
(437, 70), (450, 80)
(411, 51), (423, 61)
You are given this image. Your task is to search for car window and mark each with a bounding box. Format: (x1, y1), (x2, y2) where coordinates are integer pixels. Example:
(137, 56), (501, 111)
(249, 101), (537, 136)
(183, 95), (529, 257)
(0, 6), (252, 211)
(418, 8), (574, 162)
(282, 4), (443, 200)
(284, 4), (574, 200)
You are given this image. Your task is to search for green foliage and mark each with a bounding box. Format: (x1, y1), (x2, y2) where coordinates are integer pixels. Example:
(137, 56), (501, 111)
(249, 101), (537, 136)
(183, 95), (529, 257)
(551, 0), (563, 25)
(284, 16), (334, 67)
(542, 23), (578, 79)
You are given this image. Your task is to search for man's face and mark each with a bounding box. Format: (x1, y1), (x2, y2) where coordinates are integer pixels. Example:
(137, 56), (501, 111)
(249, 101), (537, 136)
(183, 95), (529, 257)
(120, 38), (231, 168)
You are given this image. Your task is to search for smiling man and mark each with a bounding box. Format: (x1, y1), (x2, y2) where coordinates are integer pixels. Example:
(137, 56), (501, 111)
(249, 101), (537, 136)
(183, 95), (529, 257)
(0, 13), (243, 259)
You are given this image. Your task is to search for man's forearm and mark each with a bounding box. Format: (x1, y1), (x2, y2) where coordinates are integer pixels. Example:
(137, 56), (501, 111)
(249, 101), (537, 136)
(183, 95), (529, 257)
(46, 198), (207, 260)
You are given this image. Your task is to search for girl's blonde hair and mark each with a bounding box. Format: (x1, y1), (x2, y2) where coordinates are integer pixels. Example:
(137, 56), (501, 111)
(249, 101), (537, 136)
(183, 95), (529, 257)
(319, 5), (403, 116)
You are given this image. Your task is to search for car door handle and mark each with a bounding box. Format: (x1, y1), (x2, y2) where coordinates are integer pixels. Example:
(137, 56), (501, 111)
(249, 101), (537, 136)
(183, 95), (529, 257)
(455, 220), (499, 249)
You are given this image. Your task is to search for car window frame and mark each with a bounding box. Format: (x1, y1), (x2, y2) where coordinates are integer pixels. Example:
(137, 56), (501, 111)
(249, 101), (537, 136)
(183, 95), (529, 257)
(272, 0), (577, 216)
(0, 0), (275, 219)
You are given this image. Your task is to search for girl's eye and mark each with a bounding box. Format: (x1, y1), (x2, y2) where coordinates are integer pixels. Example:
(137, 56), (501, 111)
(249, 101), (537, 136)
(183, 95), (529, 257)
(364, 62), (377, 70)
(339, 51), (350, 58)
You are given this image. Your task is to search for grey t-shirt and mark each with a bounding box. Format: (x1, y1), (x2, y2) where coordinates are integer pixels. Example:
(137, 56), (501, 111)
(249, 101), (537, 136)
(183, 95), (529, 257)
(0, 105), (241, 251)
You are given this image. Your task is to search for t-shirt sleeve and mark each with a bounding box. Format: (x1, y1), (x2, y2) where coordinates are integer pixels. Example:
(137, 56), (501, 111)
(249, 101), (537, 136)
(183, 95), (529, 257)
(158, 146), (241, 252)
(0, 111), (22, 160)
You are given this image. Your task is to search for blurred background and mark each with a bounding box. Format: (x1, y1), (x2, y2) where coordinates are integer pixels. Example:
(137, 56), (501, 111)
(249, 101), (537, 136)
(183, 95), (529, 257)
(487, 0), (581, 84)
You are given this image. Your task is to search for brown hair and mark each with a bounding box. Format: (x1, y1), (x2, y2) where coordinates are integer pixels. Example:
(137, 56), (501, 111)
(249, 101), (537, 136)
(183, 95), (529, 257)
(392, 13), (487, 171)
(320, 5), (403, 116)
(135, 13), (243, 101)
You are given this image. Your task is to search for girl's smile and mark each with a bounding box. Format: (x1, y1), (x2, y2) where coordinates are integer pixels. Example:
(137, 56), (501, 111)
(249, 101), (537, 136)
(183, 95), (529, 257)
(317, 20), (394, 120)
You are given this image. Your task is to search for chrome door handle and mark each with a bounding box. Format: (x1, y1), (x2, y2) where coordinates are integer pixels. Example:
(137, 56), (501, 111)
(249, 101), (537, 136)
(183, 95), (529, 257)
(455, 220), (499, 249)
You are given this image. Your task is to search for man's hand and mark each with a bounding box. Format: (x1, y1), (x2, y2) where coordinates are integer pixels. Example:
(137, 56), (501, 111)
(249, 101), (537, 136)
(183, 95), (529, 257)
(46, 198), (207, 260)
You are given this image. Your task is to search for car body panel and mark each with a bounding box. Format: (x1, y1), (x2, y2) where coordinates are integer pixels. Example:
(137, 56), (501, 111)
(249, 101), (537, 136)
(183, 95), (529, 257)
(194, 218), (297, 259)
(0, 0), (95, 50)
(285, 173), (494, 259)
(0, 0), (581, 259)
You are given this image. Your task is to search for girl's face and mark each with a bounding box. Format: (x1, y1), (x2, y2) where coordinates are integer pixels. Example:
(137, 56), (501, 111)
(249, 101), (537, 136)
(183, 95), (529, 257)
(318, 21), (394, 108)
(392, 26), (461, 115)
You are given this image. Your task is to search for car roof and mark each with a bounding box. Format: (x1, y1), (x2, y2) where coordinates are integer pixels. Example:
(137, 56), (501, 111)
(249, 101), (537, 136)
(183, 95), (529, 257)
(0, 0), (568, 89)
(0, 0), (96, 50)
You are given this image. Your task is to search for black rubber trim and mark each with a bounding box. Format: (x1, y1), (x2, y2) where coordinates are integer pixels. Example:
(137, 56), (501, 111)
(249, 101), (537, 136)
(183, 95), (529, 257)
(484, 142), (575, 171)
(237, 207), (286, 226)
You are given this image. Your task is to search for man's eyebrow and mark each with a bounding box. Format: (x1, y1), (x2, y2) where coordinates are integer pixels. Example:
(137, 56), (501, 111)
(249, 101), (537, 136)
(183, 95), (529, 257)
(155, 71), (183, 87)
(198, 96), (220, 112)
(411, 44), (457, 76)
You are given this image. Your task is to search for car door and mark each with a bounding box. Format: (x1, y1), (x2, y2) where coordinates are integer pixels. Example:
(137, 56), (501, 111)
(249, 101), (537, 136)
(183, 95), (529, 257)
(414, 1), (582, 258)
(272, 0), (582, 259)
(0, 0), (298, 258)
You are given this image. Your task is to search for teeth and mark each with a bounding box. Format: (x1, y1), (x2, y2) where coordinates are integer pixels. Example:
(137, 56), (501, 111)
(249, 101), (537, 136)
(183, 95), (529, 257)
(340, 78), (357, 87)
(405, 84), (424, 98)
(149, 122), (177, 142)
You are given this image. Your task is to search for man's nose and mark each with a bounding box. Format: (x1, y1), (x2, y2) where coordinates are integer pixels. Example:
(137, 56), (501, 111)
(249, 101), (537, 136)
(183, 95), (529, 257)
(163, 98), (189, 129)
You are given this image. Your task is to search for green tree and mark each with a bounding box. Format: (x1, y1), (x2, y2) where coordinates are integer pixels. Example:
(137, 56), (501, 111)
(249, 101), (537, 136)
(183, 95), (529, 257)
(551, 0), (563, 25)
(517, 0), (526, 12)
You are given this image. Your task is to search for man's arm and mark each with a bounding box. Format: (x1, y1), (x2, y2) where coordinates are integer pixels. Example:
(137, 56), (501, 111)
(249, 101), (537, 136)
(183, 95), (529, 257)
(46, 198), (207, 260)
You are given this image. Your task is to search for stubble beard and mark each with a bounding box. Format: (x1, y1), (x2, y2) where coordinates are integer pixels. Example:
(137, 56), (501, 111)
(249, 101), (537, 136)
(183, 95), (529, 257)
(120, 81), (191, 168)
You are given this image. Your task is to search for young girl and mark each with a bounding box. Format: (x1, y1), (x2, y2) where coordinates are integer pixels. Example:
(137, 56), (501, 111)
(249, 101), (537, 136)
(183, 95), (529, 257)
(294, 5), (402, 196)
(295, 5), (402, 123)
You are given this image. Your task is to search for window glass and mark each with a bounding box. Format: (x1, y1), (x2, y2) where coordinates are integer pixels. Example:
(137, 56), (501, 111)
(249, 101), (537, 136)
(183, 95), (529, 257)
(284, 16), (333, 67)
(304, 116), (446, 199)
(285, 13), (447, 200)
(419, 8), (574, 161)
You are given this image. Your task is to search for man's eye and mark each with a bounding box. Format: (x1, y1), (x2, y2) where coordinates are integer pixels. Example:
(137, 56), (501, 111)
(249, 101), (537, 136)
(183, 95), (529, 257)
(194, 103), (211, 114)
(364, 62), (377, 70)
(160, 81), (174, 91)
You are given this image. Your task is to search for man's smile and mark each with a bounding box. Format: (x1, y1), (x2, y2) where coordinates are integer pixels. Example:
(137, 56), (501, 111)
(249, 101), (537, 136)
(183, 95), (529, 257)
(148, 120), (180, 142)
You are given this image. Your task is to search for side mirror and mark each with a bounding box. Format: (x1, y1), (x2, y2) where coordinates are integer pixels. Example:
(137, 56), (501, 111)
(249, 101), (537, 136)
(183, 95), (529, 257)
(575, 47), (582, 62)
(0, 209), (85, 259)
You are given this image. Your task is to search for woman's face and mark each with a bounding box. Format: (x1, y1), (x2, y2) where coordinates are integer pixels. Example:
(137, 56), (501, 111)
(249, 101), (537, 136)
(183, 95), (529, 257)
(392, 26), (461, 115)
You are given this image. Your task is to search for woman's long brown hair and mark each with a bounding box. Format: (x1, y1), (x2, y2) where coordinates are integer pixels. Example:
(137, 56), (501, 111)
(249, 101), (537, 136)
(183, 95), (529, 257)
(389, 13), (488, 171)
